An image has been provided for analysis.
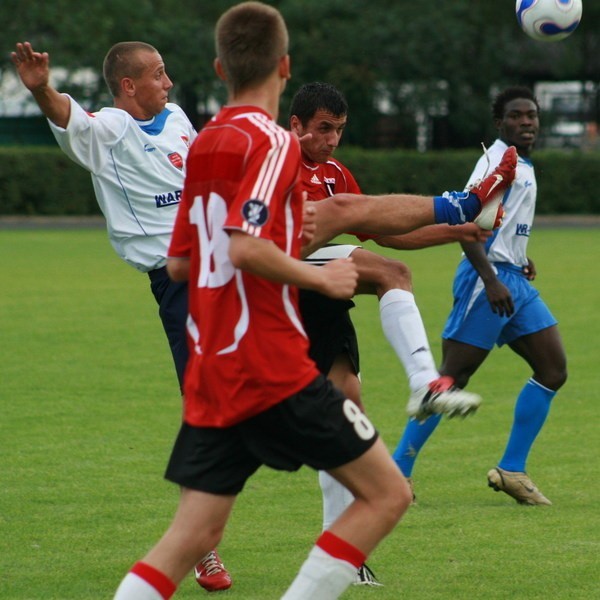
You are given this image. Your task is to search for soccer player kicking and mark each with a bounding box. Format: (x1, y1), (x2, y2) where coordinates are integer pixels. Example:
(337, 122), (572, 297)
(113, 3), (517, 599)
(291, 81), (492, 584)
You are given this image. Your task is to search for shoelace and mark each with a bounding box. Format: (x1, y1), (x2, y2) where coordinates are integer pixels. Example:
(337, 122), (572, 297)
(199, 551), (225, 577)
(466, 142), (491, 192)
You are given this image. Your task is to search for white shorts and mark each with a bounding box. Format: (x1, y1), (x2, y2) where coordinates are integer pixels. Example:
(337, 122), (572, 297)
(304, 244), (361, 266)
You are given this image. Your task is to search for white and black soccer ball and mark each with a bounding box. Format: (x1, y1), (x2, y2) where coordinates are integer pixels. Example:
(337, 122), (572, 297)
(516, 0), (583, 42)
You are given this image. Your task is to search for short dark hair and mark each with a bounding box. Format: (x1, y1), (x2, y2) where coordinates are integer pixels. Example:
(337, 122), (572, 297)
(103, 41), (158, 97)
(215, 1), (288, 95)
(289, 82), (348, 126)
(492, 86), (539, 121)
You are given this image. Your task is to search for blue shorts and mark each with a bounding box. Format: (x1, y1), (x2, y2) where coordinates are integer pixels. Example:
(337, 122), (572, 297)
(442, 261), (557, 350)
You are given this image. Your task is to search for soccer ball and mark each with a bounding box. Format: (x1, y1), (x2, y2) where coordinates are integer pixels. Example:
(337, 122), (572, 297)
(516, 0), (583, 42)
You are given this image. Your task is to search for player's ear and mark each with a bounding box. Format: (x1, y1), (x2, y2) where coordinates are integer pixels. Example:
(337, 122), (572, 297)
(279, 54), (291, 81)
(290, 115), (302, 135)
(121, 77), (135, 97)
(214, 58), (227, 81)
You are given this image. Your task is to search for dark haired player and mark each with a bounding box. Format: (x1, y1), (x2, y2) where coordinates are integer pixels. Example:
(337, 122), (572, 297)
(393, 86), (567, 506)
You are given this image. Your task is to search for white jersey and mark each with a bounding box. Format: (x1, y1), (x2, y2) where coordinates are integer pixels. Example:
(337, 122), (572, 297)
(466, 138), (536, 268)
(49, 95), (197, 272)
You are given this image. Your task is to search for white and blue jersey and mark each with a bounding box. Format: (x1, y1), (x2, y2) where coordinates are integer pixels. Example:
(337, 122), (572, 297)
(49, 96), (196, 272)
(467, 139), (536, 268)
(443, 139), (557, 349)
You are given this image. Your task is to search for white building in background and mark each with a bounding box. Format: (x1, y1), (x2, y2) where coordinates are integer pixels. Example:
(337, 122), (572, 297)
(0, 68), (100, 116)
(534, 81), (598, 150)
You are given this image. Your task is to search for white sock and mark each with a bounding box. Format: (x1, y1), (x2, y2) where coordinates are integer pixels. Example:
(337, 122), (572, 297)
(281, 546), (357, 600)
(379, 289), (439, 392)
(319, 471), (354, 531)
(114, 573), (165, 600)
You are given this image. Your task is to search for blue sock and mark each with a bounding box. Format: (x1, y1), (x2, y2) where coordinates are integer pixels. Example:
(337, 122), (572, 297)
(392, 414), (442, 477)
(433, 192), (480, 225)
(498, 378), (556, 472)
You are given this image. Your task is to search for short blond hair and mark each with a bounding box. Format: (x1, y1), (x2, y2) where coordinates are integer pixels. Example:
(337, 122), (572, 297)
(215, 2), (288, 94)
(103, 41), (158, 97)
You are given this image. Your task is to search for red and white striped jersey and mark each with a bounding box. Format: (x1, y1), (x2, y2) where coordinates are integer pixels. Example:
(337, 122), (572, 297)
(300, 155), (374, 242)
(300, 156), (361, 201)
(169, 105), (319, 427)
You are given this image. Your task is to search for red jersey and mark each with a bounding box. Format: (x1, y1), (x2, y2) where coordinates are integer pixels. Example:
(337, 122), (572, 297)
(300, 156), (372, 241)
(169, 106), (319, 427)
(300, 156), (361, 200)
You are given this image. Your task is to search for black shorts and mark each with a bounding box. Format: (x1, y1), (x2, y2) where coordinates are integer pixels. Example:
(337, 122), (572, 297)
(164, 375), (378, 495)
(299, 290), (359, 376)
(148, 266), (189, 391)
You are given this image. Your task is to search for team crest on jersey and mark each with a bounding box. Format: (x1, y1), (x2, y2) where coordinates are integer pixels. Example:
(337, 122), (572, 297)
(168, 152), (184, 169)
(242, 199), (269, 226)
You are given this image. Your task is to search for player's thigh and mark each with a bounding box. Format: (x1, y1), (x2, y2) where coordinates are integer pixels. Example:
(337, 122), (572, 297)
(508, 325), (567, 388)
(328, 352), (362, 409)
(172, 488), (236, 540)
(440, 338), (490, 384)
(329, 437), (408, 504)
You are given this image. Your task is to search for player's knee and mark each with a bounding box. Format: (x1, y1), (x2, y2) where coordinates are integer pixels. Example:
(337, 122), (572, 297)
(378, 474), (412, 525)
(539, 365), (568, 391)
(329, 193), (365, 230)
(384, 258), (412, 290)
(365, 256), (413, 293)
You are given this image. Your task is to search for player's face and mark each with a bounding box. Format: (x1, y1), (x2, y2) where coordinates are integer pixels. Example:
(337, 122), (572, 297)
(295, 110), (347, 163)
(131, 51), (173, 118)
(497, 98), (539, 157)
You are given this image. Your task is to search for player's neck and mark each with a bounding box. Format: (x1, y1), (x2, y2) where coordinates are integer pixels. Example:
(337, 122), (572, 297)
(227, 72), (284, 121)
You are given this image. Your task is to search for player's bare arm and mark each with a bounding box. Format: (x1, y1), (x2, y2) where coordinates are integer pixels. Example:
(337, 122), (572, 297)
(301, 193), (317, 246)
(12, 42), (71, 128)
(229, 231), (357, 300)
(373, 223), (492, 251)
(166, 257), (190, 282)
(523, 257), (537, 281)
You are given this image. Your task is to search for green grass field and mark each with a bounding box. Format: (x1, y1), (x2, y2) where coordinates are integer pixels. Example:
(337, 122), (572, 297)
(1, 227), (598, 599)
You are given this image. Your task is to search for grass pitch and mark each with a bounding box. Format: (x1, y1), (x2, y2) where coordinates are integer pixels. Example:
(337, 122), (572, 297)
(1, 227), (598, 599)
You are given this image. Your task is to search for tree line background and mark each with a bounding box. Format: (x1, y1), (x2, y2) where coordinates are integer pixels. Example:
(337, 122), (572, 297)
(1, 0), (599, 149)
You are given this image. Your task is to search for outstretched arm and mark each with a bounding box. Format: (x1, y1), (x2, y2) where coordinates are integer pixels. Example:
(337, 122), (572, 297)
(229, 231), (357, 300)
(12, 42), (70, 128)
(372, 223), (492, 251)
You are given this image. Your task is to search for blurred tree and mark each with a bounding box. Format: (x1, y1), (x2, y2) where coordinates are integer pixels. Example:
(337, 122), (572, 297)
(1, 0), (597, 147)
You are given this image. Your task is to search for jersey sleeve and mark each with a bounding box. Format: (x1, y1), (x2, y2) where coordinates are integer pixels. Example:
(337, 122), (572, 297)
(338, 164), (378, 242)
(343, 165), (362, 195)
(48, 95), (129, 175)
(224, 130), (300, 240)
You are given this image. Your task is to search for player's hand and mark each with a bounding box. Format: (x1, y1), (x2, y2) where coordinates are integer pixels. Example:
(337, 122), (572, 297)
(301, 195), (317, 246)
(12, 42), (50, 91)
(318, 258), (358, 299)
(454, 223), (492, 244)
(523, 258), (536, 281)
(484, 279), (514, 317)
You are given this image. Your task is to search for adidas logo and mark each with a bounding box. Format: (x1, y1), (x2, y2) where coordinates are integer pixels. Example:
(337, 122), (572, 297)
(310, 174), (321, 184)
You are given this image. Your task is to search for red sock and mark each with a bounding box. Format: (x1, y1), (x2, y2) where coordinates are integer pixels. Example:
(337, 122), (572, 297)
(130, 562), (176, 599)
(316, 531), (366, 568)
